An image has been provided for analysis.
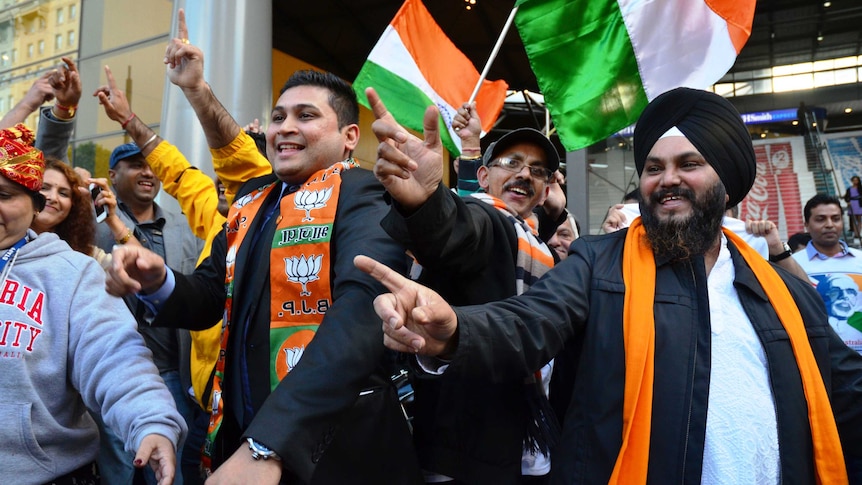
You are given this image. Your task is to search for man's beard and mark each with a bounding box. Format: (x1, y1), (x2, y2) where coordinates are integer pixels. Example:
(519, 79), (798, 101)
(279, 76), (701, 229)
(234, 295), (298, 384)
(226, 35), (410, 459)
(639, 182), (726, 262)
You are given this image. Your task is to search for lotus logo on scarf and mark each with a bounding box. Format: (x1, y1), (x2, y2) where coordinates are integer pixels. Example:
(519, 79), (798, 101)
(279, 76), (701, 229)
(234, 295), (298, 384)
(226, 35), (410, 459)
(294, 187), (333, 221)
(234, 189), (266, 209)
(282, 346), (305, 372)
(284, 254), (322, 296)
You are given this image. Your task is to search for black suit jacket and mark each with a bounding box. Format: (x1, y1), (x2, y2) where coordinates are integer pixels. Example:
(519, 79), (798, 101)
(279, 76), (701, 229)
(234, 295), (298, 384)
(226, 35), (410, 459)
(155, 169), (422, 484)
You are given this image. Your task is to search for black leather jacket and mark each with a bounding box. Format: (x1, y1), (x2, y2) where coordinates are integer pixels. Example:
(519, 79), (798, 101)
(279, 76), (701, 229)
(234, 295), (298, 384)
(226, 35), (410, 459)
(450, 229), (862, 484)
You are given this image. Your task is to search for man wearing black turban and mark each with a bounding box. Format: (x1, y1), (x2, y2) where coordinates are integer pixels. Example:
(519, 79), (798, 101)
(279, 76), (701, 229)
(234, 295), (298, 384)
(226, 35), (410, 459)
(361, 86), (862, 484)
(633, 87), (756, 262)
(634, 87), (756, 209)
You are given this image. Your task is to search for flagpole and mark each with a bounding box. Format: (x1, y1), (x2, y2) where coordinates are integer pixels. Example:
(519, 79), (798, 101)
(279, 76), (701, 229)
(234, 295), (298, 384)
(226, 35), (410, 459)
(468, 6), (519, 105)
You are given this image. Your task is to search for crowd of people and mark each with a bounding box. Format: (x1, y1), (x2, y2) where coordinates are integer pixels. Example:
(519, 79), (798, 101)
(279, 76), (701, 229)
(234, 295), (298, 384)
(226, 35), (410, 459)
(1, 7), (861, 485)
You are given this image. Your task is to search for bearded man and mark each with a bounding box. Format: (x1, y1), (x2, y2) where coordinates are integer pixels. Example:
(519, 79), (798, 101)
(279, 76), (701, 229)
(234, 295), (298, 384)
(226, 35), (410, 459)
(358, 87), (862, 484)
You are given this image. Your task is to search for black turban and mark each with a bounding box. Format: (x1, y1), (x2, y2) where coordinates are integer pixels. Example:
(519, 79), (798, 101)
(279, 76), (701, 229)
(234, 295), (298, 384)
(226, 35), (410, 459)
(634, 87), (755, 208)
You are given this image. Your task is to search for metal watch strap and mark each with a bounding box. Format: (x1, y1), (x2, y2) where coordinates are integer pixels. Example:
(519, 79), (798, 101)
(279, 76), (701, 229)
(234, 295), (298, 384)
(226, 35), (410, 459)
(247, 437), (281, 461)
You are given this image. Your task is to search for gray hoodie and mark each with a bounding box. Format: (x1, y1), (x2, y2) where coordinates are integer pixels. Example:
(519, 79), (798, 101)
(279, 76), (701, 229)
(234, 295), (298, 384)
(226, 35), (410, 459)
(0, 231), (187, 482)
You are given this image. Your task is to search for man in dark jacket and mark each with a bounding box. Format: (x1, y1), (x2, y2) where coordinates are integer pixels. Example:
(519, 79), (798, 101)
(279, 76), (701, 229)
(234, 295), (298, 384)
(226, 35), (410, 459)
(361, 87), (862, 483)
(368, 88), (565, 484)
(104, 11), (421, 485)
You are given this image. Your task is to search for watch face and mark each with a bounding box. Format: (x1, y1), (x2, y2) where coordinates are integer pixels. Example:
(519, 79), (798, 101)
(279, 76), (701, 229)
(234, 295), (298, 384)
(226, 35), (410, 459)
(248, 438), (277, 460)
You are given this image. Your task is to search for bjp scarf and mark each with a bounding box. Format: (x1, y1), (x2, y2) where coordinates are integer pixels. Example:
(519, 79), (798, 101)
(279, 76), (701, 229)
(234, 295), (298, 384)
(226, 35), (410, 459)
(201, 160), (356, 470)
(609, 218), (847, 484)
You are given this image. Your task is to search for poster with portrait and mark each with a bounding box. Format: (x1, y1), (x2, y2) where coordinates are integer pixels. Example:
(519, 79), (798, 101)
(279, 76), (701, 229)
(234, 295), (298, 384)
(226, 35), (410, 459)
(806, 271), (862, 354)
(827, 135), (862, 191)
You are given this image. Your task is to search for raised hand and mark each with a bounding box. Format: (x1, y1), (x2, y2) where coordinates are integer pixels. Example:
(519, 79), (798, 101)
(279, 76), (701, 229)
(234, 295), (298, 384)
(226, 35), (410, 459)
(452, 102), (481, 152)
(93, 65), (133, 124)
(89, 177), (117, 216)
(243, 118), (262, 134)
(601, 204), (629, 234)
(49, 57), (82, 110)
(20, 71), (55, 113)
(354, 255), (458, 356)
(542, 170), (567, 220)
(367, 87), (443, 211)
(164, 8), (205, 92)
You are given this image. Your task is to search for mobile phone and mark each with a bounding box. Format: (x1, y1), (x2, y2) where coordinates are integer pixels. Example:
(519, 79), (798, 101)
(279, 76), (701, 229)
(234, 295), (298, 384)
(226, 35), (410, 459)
(90, 183), (107, 223)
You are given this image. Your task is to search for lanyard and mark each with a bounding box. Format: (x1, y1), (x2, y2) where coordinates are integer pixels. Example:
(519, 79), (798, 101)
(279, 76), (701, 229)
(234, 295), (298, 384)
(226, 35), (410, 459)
(0, 237), (27, 288)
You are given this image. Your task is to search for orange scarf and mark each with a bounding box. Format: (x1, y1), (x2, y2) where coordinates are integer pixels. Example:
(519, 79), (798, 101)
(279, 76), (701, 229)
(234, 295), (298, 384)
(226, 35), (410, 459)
(610, 218), (847, 484)
(201, 160), (356, 471)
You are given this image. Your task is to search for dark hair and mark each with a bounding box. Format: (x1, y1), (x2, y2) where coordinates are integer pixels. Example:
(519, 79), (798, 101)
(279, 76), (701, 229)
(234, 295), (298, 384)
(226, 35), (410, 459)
(726, 204), (739, 219)
(279, 70), (359, 128)
(42, 158), (95, 255)
(787, 232), (812, 252)
(803, 193), (843, 223)
(623, 188), (639, 203)
(30, 190), (45, 212)
(246, 130), (267, 156)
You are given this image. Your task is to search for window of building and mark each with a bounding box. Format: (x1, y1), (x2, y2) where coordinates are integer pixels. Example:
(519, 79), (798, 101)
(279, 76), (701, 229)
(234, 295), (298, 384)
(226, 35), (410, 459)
(69, 4), (77, 19)
(11, 49), (16, 63)
(68, 31), (75, 46)
(0, 52), (6, 67)
(38, 39), (44, 55)
(55, 34), (62, 50)
(39, 18), (46, 31)
(27, 43), (33, 58)
(56, 8), (64, 25)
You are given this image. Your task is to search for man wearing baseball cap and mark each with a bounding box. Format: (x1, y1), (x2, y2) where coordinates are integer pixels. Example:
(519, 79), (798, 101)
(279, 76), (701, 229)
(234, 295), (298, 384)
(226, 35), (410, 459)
(367, 87), (568, 484)
(94, 141), (203, 484)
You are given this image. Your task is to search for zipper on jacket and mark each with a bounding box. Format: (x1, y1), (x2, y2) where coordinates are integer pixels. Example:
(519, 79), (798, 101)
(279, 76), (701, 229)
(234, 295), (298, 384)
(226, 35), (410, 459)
(680, 261), (697, 483)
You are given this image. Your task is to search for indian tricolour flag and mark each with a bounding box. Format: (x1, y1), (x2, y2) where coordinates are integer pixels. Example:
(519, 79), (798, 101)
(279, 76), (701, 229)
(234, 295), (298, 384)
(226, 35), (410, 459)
(353, 0), (509, 157)
(515, 0), (755, 151)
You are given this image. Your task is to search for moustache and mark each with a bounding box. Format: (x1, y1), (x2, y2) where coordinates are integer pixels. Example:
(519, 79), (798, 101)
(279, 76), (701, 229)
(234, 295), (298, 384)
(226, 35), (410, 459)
(503, 179), (535, 197)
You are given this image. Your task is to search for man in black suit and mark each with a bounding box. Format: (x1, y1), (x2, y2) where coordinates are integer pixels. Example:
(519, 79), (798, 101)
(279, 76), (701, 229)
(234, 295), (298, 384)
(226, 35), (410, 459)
(105, 10), (421, 485)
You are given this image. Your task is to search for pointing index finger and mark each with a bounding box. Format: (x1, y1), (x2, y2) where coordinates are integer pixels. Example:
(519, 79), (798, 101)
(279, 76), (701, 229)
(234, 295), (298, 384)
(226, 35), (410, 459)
(354, 255), (409, 294)
(365, 87), (390, 122)
(177, 8), (188, 41)
(104, 65), (116, 90)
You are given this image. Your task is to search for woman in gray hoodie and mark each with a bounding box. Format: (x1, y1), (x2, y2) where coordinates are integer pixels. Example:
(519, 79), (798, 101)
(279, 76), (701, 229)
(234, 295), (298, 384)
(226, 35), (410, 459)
(0, 125), (186, 484)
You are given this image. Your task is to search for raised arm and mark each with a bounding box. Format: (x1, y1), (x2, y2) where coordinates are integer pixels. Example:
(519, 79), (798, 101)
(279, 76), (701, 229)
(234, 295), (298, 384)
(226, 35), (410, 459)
(163, 8), (241, 149)
(0, 71), (53, 129)
(745, 219), (809, 280)
(94, 65), (161, 156)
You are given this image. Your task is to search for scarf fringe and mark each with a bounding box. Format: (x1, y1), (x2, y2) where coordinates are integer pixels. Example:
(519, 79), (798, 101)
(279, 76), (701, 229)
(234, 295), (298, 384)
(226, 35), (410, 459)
(523, 379), (561, 455)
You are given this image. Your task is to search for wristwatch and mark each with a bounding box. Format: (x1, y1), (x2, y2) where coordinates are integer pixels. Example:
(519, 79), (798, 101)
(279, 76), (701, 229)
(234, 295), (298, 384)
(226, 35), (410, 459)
(246, 437), (281, 461)
(769, 242), (793, 262)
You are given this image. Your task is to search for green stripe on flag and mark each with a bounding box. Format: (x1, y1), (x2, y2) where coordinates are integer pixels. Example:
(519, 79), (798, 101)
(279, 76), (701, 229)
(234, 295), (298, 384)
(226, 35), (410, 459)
(354, 60), (460, 156)
(515, 0), (649, 151)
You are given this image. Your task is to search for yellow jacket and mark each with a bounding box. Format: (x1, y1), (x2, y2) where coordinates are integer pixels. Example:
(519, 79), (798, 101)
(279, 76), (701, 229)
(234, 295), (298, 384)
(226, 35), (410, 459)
(146, 132), (271, 409)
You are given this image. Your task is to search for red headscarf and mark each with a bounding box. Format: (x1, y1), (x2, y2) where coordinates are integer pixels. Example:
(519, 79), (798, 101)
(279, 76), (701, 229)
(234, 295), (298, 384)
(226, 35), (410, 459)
(0, 124), (44, 191)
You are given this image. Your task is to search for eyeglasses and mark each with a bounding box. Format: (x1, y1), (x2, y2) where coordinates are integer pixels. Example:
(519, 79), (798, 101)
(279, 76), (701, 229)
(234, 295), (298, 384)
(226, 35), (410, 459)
(488, 157), (553, 182)
(827, 287), (858, 300)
